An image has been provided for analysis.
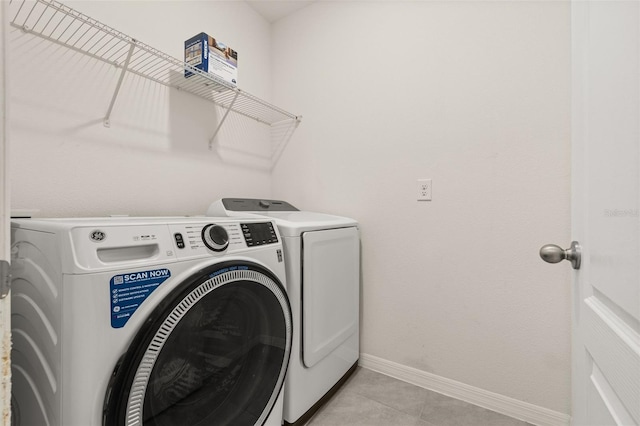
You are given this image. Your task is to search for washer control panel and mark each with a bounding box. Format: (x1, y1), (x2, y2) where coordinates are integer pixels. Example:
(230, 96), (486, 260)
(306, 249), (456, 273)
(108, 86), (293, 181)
(241, 222), (278, 247)
(168, 220), (279, 257)
(170, 222), (243, 254)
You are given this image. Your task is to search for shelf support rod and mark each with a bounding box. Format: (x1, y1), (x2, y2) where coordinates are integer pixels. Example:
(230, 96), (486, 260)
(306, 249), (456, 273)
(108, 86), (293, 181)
(104, 40), (136, 128)
(208, 90), (240, 149)
(270, 117), (301, 171)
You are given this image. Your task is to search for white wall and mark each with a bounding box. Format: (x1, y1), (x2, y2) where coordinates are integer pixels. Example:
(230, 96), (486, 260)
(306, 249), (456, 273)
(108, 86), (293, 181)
(1, 1), (11, 422)
(9, 0), (274, 217)
(272, 1), (572, 415)
(7, 0), (573, 417)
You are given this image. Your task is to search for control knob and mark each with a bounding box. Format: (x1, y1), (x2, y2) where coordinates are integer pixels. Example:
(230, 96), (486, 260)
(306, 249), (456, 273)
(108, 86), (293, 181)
(202, 224), (229, 252)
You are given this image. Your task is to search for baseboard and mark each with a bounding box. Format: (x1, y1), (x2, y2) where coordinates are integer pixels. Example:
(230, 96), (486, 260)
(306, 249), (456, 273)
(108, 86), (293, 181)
(358, 353), (571, 426)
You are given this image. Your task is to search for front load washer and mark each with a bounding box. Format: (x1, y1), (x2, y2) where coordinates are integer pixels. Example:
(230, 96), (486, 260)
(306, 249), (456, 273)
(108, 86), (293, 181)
(207, 199), (360, 426)
(10, 216), (291, 426)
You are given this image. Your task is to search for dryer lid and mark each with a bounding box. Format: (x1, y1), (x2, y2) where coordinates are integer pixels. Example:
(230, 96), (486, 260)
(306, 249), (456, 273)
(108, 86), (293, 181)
(207, 198), (358, 237)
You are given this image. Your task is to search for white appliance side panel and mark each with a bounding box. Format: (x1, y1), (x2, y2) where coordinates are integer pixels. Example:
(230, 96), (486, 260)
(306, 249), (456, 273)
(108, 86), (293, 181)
(302, 227), (359, 368)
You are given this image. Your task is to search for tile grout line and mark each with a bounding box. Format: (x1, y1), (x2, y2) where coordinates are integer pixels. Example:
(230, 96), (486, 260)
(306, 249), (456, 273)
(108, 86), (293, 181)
(343, 380), (430, 424)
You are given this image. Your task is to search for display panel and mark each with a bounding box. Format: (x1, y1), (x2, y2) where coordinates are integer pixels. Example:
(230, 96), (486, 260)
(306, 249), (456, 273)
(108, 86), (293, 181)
(241, 222), (278, 247)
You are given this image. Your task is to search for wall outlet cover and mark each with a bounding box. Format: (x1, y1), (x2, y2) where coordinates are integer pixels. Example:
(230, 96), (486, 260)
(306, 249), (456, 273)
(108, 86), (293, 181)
(417, 179), (432, 201)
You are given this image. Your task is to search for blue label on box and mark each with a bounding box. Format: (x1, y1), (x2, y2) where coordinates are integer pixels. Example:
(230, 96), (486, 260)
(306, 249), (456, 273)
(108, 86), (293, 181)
(185, 32), (208, 78)
(110, 268), (171, 328)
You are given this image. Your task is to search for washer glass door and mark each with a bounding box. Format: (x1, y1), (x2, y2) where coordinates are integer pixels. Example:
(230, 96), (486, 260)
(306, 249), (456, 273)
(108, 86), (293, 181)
(104, 262), (292, 426)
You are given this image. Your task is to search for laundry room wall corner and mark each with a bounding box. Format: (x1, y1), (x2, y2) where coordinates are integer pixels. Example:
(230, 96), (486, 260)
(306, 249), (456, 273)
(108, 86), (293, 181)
(271, 0), (571, 418)
(9, 0), (276, 217)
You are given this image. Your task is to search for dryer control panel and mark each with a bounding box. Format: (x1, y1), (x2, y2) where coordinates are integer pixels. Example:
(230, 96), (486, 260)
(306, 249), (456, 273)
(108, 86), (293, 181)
(220, 198), (299, 212)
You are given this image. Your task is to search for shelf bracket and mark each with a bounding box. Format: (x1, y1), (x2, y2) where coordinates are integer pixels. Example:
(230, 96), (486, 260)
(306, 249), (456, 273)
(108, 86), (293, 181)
(270, 117), (301, 170)
(104, 41), (136, 128)
(208, 91), (240, 149)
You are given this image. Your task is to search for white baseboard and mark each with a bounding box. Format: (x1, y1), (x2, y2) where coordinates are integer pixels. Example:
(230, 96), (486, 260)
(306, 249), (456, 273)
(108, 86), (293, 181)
(358, 353), (571, 426)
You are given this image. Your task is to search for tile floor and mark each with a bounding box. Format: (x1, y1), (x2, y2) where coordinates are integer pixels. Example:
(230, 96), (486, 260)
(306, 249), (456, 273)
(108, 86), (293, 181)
(304, 367), (533, 426)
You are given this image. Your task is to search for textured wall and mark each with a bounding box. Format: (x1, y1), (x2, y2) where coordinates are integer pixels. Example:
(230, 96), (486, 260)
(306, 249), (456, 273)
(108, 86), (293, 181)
(271, 1), (572, 414)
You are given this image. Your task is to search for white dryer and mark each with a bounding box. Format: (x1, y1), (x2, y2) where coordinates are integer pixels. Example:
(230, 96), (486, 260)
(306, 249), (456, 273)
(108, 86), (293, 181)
(207, 199), (360, 426)
(10, 216), (292, 426)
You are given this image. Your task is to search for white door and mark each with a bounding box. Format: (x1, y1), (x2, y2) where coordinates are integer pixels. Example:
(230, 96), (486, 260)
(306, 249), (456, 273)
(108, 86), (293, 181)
(0, 0), (10, 423)
(571, 1), (640, 425)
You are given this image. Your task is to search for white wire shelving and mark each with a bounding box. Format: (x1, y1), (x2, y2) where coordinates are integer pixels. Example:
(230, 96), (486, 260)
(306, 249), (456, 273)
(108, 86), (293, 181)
(8, 0), (301, 156)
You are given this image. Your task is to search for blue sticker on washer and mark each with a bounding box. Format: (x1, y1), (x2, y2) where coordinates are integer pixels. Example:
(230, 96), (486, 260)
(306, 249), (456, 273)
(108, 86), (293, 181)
(110, 268), (171, 329)
(209, 265), (248, 278)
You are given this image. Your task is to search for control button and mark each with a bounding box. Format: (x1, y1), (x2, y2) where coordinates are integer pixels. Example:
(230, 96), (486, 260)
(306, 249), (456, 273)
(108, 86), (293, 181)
(174, 233), (185, 249)
(201, 224), (229, 252)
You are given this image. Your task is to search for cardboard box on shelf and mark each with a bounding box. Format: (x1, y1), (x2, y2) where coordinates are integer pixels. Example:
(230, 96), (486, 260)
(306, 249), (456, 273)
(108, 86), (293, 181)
(184, 32), (238, 86)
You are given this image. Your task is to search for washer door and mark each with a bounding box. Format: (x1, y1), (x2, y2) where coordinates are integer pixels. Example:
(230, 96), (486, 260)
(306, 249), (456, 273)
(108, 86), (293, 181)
(103, 261), (292, 426)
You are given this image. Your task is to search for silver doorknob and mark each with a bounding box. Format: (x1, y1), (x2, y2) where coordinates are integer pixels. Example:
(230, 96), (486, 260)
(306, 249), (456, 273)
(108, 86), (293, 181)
(539, 241), (581, 270)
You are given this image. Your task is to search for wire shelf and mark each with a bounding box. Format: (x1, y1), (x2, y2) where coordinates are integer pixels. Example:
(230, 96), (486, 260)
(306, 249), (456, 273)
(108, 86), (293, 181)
(8, 0), (300, 157)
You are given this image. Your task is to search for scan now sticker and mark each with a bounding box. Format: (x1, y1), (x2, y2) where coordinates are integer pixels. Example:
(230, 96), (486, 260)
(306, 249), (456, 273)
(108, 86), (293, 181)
(110, 268), (171, 328)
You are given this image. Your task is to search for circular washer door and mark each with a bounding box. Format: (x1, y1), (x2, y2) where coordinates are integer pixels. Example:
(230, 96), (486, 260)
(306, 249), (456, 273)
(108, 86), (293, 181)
(103, 261), (292, 426)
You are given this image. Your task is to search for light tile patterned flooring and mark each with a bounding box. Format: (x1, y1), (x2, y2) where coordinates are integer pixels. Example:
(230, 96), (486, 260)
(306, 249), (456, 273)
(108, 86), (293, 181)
(305, 367), (533, 426)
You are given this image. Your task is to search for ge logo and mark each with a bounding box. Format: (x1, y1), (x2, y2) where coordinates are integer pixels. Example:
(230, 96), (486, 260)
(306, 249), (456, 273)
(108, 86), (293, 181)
(90, 230), (106, 242)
